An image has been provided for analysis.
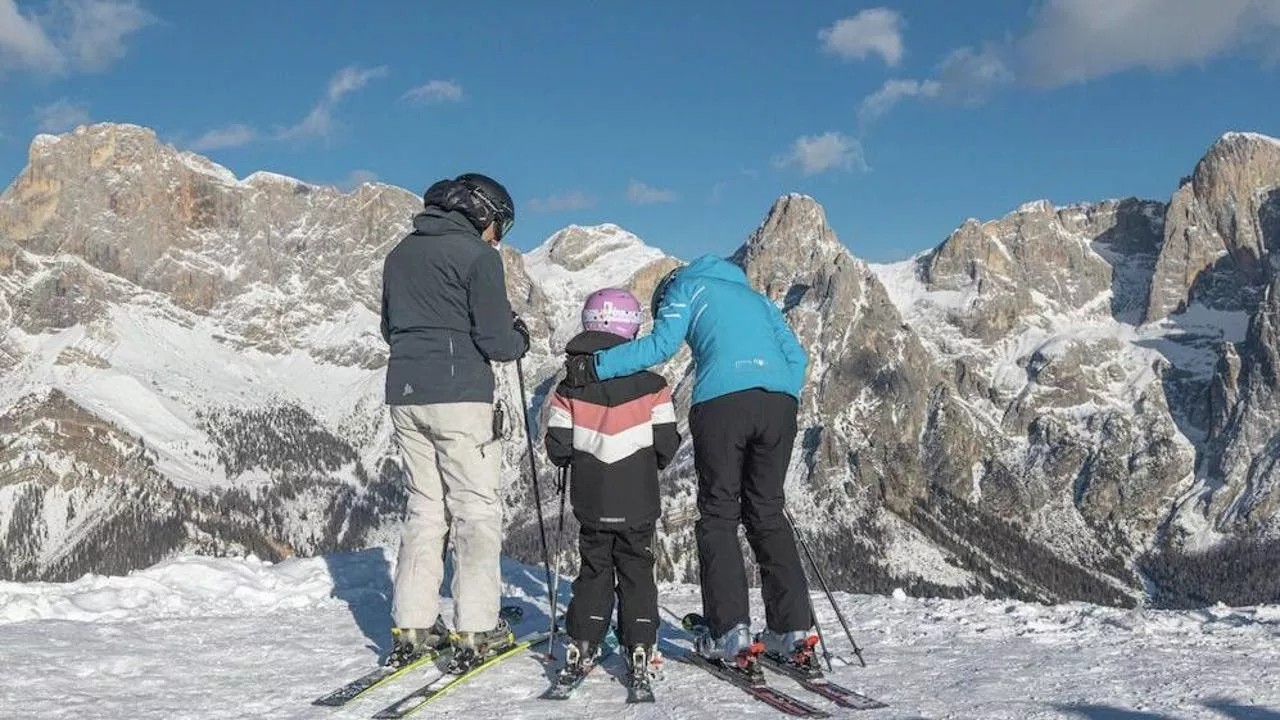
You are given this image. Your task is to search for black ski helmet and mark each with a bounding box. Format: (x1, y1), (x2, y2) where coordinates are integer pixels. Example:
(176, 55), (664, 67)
(455, 173), (515, 240)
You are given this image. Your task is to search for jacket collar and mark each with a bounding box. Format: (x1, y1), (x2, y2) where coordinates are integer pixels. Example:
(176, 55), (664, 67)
(565, 330), (628, 355)
(412, 207), (483, 240)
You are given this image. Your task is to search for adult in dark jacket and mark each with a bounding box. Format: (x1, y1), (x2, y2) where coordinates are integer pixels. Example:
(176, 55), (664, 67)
(380, 173), (530, 666)
(561, 254), (815, 669)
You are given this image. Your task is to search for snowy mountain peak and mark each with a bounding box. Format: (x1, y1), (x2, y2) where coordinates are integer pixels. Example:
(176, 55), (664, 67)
(24, 122), (160, 161)
(241, 170), (307, 188)
(531, 223), (656, 272)
(29, 133), (65, 151)
(1196, 130), (1280, 182)
(1013, 199), (1055, 215)
(524, 223), (673, 349)
(1217, 130), (1280, 150)
(737, 193), (846, 264)
(1144, 127), (1280, 323)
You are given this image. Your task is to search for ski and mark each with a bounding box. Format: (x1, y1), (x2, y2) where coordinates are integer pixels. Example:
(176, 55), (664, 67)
(677, 652), (831, 718)
(759, 654), (888, 710)
(540, 642), (614, 700)
(541, 657), (603, 700)
(625, 671), (655, 704)
(312, 605), (522, 709)
(624, 644), (659, 704)
(311, 647), (450, 707)
(371, 630), (550, 719)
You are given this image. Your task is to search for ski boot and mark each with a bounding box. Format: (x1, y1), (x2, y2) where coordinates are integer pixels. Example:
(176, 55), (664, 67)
(756, 628), (823, 677)
(563, 638), (600, 676)
(447, 616), (515, 673)
(385, 616), (450, 668)
(540, 637), (602, 700)
(682, 613), (764, 684)
(625, 644), (660, 703)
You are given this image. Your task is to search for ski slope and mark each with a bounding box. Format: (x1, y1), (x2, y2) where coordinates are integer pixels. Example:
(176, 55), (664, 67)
(0, 550), (1278, 719)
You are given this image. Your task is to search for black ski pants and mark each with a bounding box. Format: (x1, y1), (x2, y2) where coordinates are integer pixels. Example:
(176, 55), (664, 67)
(564, 523), (658, 647)
(690, 388), (812, 638)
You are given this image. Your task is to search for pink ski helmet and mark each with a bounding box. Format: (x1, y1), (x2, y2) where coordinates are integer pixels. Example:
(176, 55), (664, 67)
(582, 288), (643, 339)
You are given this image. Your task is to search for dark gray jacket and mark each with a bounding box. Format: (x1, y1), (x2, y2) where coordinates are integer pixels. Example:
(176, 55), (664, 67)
(380, 208), (527, 406)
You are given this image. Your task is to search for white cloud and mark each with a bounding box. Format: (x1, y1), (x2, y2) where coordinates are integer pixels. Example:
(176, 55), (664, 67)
(33, 97), (88, 132)
(0, 0), (60, 72)
(1019, 0), (1280, 87)
(936, 44), (1014, 104)
(402, 79), (463, 104)
(60, 0), (153, 72)
(0, 0), (151, 75)
(189, 124), (257, 151)
(856, 44), (1013, 126)
(279, 105), (332, 142)
(626, 180), (677, 205)
(709, 181), (729, 204)
(774, 132), (866, 175)
(189, 65), (385, 150)
(280, 64), (386, 142)
(326, 65), (386, 103)
(818, 7), (905, 66)
(852, 0), (1280, 130)
(858, 78), (941, 124)
(528, 191), (595, 213)
(340, 169), (378, 190)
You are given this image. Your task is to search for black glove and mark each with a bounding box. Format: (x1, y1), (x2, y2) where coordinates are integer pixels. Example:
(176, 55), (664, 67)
(563, 354), (599, 387)
(512, 313), (530, 354)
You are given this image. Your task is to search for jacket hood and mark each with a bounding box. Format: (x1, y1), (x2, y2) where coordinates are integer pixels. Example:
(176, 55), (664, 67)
(679, 254), (750, 287)
(412, 207), (482, 238)
(565, 330), (629, 355)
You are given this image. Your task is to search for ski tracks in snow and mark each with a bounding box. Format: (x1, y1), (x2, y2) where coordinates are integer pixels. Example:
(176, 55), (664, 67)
(0, 550), (1278, 719)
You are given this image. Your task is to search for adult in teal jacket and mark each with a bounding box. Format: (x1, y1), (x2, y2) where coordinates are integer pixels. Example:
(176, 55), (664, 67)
(562, 254), (817, 666)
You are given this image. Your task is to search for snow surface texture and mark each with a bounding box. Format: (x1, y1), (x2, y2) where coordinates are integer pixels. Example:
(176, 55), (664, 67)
(2, 301), (380, 492)
(1, 550), (1277, 719)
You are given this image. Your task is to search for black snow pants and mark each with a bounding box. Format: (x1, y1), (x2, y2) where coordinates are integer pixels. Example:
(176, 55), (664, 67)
(690, 388), (812, 638)
(564, 523), (659, 647)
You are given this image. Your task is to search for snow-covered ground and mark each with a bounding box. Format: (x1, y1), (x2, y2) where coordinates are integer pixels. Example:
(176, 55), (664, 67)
(1, 550), (1277, 719)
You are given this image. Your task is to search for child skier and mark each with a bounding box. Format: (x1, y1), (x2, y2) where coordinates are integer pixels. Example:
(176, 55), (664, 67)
(544, 287), (680, 689)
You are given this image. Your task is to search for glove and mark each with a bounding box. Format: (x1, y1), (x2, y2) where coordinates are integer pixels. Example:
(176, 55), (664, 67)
(512, 313), (530, 354)
(563, 354), (599, 388)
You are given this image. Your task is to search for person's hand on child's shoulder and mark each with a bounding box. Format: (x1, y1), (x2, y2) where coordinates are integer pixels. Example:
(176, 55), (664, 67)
(563, 354), (598, 387)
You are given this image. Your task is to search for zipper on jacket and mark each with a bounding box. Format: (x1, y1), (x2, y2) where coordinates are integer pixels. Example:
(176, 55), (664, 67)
(449, 334), (455, 377)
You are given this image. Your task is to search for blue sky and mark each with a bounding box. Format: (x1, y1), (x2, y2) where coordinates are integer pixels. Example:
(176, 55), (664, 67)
(1, 0), (1278, 262)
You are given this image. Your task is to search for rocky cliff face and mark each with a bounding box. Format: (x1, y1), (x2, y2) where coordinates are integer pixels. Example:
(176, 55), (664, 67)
(2, 123), (1279, 608)
(1147, 132), (1280, 323)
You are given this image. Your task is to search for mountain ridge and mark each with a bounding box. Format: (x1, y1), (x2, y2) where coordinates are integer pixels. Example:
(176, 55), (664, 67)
(2, 123), (1279, 610)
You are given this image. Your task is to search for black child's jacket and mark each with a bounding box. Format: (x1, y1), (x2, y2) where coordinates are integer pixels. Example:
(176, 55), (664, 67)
(545, 331), (680, 531)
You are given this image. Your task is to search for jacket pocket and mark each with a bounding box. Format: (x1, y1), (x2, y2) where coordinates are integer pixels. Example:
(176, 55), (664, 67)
(491, 401), (505, 441)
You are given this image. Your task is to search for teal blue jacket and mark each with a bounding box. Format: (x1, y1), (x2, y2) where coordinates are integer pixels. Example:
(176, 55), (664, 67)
(592, 255), (807, 405)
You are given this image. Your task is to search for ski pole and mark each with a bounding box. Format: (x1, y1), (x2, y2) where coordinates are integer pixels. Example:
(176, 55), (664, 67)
(514, 358), (555, 633)
(547, 466), (569, 659)
(785, 507), (866, 667)
(785, 508), (834, 670)
(802, 577), (834, 672)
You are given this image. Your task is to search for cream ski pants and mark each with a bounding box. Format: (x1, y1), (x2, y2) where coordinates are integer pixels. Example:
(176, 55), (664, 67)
(389, 402), (503, 633)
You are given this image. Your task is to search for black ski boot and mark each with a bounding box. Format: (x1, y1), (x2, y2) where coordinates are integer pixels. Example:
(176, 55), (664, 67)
(625, 644), (658, 703)
(540, 638), (601, 700)
(564, 639), (599, 674)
